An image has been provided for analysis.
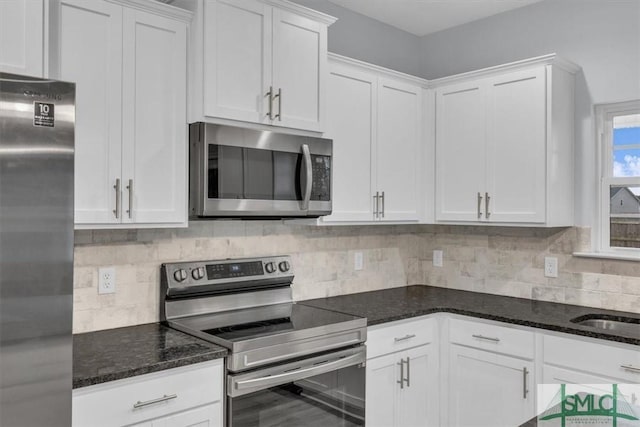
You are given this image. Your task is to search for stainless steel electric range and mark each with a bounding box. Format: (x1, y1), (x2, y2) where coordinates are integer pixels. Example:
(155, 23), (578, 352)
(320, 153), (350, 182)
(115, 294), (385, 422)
(161, 256), (367, 427)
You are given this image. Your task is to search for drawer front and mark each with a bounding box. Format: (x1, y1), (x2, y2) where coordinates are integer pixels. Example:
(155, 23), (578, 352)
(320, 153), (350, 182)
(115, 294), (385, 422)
(367, 316), (435, 359)
(544, 335), (640, 382)
(73, 360), (223, 427)
(449, 317), (535, 359)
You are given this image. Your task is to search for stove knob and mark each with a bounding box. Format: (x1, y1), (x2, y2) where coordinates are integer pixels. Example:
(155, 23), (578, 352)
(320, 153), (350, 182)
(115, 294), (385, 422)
(265, 262), (277, 274)
(173, 269), (187, 282)
(192, 267), (205, 280)
(278, 261), (290, 272)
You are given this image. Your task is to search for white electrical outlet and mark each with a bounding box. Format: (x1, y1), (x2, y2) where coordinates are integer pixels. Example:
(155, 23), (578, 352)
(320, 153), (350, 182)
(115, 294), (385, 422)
(544, 257), (558, 278)
(433, 250), (443, 267)
(354, 252), (364, 271)
(98, 266), (116, 294)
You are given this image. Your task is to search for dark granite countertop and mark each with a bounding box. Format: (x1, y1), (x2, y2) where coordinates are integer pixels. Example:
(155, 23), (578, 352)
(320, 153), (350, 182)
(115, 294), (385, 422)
(299, 285), (640, 346)
(73, 323), (227, 389)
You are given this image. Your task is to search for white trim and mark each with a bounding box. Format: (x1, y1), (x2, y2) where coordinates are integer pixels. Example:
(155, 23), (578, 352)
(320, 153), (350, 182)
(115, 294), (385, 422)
(328, 53), (429, 87)
(573, 251), (640, 262)
(428, 53), (580, 88)
(264, 0), (337, 25)
(105, 0), (193, 21)
(595, 100), (640, 255)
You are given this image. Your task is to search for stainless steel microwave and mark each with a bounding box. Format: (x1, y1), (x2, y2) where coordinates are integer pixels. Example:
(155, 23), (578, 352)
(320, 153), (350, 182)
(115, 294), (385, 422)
(189, 123), (332, 218)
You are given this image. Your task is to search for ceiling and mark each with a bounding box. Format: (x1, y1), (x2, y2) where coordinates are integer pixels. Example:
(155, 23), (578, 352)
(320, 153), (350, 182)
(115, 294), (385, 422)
(328, 0), (544, 37)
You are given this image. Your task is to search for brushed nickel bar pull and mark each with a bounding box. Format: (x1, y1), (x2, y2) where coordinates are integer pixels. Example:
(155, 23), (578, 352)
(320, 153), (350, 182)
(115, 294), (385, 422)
(274, 88), (282, 121)
(133, 394), (177, 409)
(477, 192), (483, 219)
(113, 178), (120, 219)
(266, 86), (274, 120)
(485, 192), (491, 219)
(621, 364), (640, 373)
(394, 334), (416, 342)
(472, 334), (500, 343)
(522, 367), (529, 399)
(374, 191), (379, 219)
(126, 179), (133, 219)
(406, 356), (411, 387)
(397, 359), (405, 389)
(381, 191), (385, 218)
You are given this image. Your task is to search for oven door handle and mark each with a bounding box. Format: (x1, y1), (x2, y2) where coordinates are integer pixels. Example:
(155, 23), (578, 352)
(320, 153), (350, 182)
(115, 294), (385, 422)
(300, 144), (312, 211)
(230, 352), (364, 397)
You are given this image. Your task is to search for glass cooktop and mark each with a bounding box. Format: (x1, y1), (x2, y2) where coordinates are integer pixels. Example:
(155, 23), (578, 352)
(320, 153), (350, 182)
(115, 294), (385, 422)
(172, 303), (365, 344)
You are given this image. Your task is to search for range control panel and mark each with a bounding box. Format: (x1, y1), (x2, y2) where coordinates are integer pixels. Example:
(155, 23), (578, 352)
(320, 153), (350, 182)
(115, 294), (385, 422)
(163, 255), (293, 287)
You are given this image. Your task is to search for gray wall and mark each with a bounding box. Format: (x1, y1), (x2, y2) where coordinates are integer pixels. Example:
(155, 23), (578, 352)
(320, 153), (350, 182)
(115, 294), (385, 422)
(419, 0), (640, 229)
(290, 0), (423, 76)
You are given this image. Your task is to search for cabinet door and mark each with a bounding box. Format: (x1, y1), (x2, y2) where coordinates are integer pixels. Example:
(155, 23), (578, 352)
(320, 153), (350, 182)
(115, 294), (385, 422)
(272, 8), (326, 132)
(449, 345), (534, 427)
(486, 67), (546, 223)
(376, 78), (421, 221)
(203, 0), (271, 124)
(0, 0), (43, 76)
(121, 8), (187, 225)
(55, 0), (123, 224)
(366, 352), (400, 427)
(542, 365), (640, 412)
(398, 345), (438, 427)
(435, 80), (486, 222)
(322, 63), (376, 222)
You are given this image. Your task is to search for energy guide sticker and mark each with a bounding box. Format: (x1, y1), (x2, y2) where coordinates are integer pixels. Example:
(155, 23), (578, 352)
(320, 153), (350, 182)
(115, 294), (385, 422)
(34, 102), (54, 127)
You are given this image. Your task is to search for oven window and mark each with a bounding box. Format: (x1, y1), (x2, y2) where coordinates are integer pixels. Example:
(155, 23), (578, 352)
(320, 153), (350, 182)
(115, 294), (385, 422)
(208, 144), (302, 201)
(229, 364), (365, 427)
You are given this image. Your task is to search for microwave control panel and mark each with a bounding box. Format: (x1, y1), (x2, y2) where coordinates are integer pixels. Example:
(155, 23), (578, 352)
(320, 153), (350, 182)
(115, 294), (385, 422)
(311, 155), (331, 201)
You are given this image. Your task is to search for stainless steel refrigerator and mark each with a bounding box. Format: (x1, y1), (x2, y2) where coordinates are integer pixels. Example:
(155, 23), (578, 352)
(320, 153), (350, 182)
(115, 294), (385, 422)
(0, 73), (74, 426)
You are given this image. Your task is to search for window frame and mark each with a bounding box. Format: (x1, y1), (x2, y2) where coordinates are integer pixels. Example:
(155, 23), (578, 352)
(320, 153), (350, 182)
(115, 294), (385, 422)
(595, 100), (640, 256)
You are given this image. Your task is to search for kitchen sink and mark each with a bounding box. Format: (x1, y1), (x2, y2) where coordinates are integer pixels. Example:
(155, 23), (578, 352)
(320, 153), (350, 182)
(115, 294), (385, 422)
(571, 314), (640, 335)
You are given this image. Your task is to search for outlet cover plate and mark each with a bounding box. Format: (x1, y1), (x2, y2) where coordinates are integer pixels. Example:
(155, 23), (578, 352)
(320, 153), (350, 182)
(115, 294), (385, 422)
(98, 266), (116, 294)
(544, 257), (558, 278)
(433, 250), (443, 267)
(354, 252), (364, 271)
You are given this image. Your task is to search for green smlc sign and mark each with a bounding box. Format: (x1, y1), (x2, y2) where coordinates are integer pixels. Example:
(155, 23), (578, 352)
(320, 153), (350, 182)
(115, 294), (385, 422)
(540, 384), (639, 427)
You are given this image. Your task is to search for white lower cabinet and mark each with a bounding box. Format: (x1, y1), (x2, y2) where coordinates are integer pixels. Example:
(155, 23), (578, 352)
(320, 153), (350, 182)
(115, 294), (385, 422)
(448, 345), (534, 427)
(72, 360), (223, 427)
(366, 317), (439, 427)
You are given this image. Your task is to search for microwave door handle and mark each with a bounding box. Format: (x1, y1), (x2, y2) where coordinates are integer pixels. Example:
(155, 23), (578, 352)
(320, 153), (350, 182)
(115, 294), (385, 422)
(300, 144), (312, 211)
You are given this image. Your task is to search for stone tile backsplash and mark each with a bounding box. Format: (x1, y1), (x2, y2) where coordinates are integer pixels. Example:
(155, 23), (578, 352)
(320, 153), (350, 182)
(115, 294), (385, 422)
(73, 223), (640, 333)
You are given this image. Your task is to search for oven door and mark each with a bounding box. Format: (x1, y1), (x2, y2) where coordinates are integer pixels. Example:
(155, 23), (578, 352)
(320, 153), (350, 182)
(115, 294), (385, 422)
(227, 346), (366, 427)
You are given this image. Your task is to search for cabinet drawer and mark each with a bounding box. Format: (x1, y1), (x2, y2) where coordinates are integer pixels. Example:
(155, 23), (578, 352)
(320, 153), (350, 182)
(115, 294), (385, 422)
(367, 317), (435, 359)
(73, 360), (223, 427)
(544, 335), (640, 382)
(449, 317), (534, 359)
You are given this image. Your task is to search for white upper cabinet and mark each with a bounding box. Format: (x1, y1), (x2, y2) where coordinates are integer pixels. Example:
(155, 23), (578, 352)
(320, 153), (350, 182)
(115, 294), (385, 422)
(203, 0), (271, 124)
(324, 61), (376, 222)
(377, 78), (421, 221)
(50, 0), (191, 228)
(193, 0), (334, 133)
(434, 55), (579, 226)
(435, 80), (486, 222)
(322, 56), (425, 224)
(271, 8), (326, 132)
(0, 0), (43, 77)
(121, 8), (187, 225)
(54, 0), (123, 224)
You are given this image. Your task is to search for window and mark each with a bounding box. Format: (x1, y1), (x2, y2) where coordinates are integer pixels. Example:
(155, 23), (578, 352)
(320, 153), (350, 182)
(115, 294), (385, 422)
(596, 100), (640, 255)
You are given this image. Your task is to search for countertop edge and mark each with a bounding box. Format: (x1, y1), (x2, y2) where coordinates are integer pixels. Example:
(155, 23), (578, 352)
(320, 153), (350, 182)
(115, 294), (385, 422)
(73, 348), (228, 389)
(364, 308), (640, 346)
